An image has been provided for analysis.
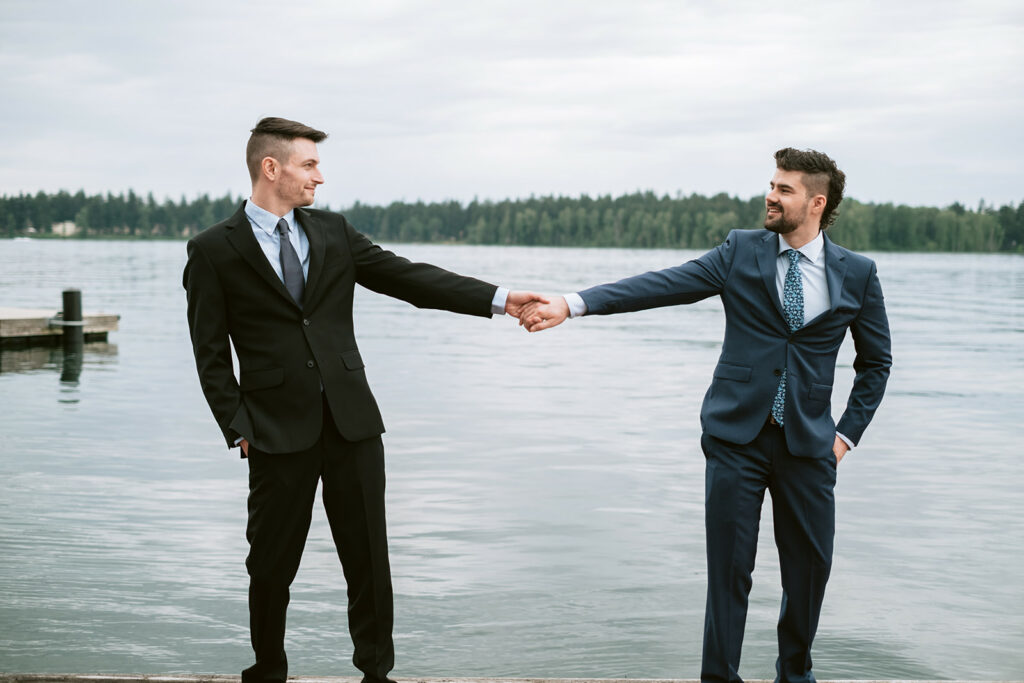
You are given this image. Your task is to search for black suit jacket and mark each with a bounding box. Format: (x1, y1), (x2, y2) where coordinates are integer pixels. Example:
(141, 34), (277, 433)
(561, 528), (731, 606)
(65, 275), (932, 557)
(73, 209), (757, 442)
(184, 202), (497, 453)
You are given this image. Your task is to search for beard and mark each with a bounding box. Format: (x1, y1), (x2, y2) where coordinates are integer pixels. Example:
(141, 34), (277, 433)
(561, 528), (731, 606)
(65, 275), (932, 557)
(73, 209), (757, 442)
(764, 203), (802, 234)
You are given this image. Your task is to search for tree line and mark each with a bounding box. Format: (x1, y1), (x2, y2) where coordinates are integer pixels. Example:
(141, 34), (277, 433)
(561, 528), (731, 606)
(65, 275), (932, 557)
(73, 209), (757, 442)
(2, 189), (1022, 252)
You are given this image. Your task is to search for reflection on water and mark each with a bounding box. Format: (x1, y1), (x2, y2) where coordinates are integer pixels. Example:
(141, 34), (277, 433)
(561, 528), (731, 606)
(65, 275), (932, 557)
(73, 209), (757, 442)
(1, 342), (119, 403)
(0, 239), (1022, 679)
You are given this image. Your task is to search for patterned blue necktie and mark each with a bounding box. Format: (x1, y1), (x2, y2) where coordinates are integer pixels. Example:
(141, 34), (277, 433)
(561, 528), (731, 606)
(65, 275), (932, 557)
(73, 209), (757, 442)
(276, 218), (304, 305)
(771, 248), (804, 426)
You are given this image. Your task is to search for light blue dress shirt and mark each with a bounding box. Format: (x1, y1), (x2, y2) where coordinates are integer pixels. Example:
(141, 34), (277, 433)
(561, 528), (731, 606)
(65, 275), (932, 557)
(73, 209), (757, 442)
(244, 200), (310, 281)
(244, 199), (507, 314)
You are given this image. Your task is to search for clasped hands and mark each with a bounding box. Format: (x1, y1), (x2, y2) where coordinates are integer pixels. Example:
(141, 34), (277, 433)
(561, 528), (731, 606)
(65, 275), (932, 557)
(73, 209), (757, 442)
(505, 291), (570, 332)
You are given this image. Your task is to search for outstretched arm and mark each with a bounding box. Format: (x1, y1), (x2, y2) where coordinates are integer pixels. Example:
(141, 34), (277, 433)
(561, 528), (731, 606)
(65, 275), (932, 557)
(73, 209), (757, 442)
(514, 230), (743, 332)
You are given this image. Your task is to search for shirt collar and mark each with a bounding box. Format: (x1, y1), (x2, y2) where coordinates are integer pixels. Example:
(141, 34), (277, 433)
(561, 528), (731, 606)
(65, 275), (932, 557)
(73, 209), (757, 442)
(778, 230), (824, 264)
(244, 199), (296, 237)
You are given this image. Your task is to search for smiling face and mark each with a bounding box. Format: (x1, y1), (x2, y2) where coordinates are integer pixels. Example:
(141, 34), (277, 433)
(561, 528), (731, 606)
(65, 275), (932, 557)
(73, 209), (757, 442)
(764, 168), (813, 235)
(273, 137), (324, 210)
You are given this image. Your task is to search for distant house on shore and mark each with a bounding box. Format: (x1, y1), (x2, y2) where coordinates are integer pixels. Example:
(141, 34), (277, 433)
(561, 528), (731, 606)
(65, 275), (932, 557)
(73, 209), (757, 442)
(52, 221), (79, 237)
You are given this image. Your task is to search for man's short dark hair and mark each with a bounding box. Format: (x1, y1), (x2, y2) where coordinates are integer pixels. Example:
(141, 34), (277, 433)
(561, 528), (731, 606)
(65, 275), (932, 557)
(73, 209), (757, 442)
(774, 147), (846, 229)
(246, 117), (328, 183)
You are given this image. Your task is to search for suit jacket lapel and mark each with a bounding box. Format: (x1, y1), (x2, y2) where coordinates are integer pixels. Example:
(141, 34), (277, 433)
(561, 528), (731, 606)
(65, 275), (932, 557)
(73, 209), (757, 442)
(755, 231), (787, 320)
(296, 208), (325, 309)
(225, 202), (300, 308)
(822, 233), (848, 314)
(800, 232), (850, 328)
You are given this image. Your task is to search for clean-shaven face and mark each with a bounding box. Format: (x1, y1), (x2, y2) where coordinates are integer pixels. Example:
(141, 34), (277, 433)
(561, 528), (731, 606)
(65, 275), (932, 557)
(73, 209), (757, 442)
(764, 168), (811, 235)
(275, 137), (324, 209)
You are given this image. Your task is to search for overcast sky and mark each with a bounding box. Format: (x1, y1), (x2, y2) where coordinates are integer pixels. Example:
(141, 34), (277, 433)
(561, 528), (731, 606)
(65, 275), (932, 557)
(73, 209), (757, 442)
(2, 0), (1022, 210)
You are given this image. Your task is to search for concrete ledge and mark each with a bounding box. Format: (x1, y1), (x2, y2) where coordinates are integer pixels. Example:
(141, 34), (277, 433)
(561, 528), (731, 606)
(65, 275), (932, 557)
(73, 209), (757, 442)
(2, 676), (1021, 683)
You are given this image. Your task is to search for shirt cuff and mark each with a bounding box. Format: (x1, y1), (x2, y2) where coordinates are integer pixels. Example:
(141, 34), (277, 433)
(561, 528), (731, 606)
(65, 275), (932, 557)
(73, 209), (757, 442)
(564, 292), (587, 318)
(836, 432), (854, 450)
(491, 287), (509, 316)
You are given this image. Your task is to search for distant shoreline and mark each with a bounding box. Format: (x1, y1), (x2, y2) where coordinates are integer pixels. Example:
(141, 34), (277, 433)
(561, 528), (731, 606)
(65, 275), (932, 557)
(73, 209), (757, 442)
(4, 233), (1021, 255)
(3, 190), (1022, 252)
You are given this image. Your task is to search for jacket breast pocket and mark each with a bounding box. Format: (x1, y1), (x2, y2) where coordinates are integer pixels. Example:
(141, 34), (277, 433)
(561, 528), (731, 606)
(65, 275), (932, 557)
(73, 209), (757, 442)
(341, 350), (365, 370)
(713, 362), (752, 382)
(807, 382), (833, 402)
(240, 367), (284, 392)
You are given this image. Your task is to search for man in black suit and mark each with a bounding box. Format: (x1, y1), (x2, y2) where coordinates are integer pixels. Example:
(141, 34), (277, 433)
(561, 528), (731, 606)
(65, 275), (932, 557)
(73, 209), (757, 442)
(521, 149), (891, 682)
(183, 117), (543, 683)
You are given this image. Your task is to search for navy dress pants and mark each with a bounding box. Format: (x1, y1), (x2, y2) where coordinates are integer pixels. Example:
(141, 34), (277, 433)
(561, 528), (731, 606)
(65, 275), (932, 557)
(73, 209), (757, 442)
(241, 398), (395, 683)
(700, 421), (837, 683)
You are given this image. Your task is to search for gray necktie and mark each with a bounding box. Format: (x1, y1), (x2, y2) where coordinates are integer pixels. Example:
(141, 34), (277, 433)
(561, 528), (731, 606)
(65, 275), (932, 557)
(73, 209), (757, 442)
(771, 248), (804, 426)
(276, 218), (304, 305)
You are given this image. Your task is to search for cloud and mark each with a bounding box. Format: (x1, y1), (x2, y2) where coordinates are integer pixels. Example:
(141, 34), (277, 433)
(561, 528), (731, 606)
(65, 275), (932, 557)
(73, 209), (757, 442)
(1, 0), (1021, 208)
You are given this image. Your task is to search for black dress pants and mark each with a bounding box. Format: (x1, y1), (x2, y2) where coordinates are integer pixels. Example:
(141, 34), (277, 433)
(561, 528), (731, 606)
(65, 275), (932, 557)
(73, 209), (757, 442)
(700, 421), (837, 683)
(241, 400), (394, 683)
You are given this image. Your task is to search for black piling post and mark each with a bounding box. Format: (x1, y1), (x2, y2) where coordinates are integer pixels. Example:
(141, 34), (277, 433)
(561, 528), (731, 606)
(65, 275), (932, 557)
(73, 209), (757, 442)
(60, 288), (83, 384)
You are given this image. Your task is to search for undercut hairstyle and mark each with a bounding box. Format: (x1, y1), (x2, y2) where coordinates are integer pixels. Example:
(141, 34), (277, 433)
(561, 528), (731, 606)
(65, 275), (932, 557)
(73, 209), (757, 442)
(774, 147), (846, 229)
(246, 117), (328, 183)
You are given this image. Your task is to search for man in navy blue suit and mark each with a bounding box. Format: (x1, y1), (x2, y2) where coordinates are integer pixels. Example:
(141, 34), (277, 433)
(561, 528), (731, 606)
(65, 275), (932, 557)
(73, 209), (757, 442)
(522, 148), (891, 683)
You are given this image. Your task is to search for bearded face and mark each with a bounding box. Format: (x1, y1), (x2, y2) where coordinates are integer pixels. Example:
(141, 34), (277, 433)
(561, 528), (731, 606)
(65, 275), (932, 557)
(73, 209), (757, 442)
(764, 198), (808, 234)
(764, 169), (814, 235)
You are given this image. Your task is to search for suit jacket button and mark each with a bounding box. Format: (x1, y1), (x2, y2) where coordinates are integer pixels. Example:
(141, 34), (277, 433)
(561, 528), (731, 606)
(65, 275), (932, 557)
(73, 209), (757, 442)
(773, 368), (782, 377)
(306, 360), (315, 368)
(303, 318), (311, 326)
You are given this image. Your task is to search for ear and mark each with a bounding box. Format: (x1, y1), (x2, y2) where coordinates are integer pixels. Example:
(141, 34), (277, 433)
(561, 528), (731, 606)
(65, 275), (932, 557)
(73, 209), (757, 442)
(810, 193), (827, 215)
(260, 156), (278, 182)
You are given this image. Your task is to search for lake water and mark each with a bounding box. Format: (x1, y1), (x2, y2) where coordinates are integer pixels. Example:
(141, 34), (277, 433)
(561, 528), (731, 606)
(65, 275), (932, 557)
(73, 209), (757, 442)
(0, 238), (1022, 680)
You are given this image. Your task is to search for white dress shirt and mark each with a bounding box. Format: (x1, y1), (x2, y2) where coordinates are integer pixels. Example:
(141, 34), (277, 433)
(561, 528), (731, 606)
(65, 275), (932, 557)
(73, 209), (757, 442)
(777, 230), (828, 323)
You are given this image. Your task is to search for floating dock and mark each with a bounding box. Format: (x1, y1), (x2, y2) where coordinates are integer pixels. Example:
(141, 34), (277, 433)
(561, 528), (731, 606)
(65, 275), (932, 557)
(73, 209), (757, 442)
(0, 307), (119, 348)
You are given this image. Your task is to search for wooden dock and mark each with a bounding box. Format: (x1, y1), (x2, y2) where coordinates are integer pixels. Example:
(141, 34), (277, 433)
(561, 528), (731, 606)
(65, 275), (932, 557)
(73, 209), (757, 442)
(0, 307), (119, 348)
(0, 676), (1020, 683)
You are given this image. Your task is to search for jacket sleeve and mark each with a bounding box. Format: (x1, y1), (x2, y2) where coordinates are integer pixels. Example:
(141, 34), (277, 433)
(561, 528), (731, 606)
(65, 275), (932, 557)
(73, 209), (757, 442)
(835, 261), (892, 445)
(345, 220), (498, 317)
(182, 239), (251, 448)
(580, 229), (739, 315)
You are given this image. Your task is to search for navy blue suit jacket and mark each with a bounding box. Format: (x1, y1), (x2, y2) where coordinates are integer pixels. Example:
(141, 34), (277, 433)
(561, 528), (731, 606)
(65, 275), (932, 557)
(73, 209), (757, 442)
(579, 229), (891, 458)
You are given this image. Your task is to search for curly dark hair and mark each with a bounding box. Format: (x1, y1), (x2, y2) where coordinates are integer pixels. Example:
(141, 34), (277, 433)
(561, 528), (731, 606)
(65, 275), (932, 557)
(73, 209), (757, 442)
(246, 117), (328, 183)
(774, 147), (846, 229)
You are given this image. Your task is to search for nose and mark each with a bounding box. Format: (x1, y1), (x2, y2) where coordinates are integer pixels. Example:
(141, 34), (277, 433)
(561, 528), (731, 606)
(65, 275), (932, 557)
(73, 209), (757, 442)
(313, 170), (324, 185)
